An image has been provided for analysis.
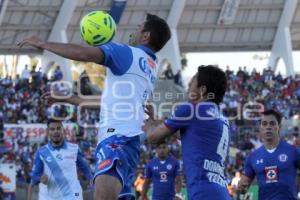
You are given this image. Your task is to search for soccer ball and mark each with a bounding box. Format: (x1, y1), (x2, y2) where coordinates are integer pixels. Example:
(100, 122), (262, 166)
(80, 11), (116, 46)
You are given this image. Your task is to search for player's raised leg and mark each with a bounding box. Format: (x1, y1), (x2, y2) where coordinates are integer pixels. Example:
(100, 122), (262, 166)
(94, 175), (122, 200)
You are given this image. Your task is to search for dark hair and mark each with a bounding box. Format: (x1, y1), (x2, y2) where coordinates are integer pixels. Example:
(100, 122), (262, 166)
(262, 109), (282, 125)
(156, 140), (167, 148)
(142, 13), (171, 52)
(196, 65), (227, 105)
(47, 118), (63, 126)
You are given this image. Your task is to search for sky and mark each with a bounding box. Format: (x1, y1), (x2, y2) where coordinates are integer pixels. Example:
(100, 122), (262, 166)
(183, 51), (300, 81)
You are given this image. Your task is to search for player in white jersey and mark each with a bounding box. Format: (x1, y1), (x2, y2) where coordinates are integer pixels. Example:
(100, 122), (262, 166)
(19, 13), (171, 200)
(27, 119), (92, 200)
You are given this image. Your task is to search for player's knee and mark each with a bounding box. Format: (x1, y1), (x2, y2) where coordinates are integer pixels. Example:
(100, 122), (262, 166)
(94, 175), (122, 200)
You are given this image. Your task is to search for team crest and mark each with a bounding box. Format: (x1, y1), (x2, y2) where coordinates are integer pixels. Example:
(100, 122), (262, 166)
(167, 164), (172, 170)
(265, 166), (278, 183)
(278, 154), (288, 162)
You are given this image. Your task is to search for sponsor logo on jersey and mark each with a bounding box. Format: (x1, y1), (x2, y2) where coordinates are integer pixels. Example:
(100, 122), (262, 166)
(56, 154), (63, 161)
(107, 143), (122, 151)
(278, 154), (288, 162)
(147, 58), (156, 69)
(107, 128), (115, 133)
(265, 166), (278, 183)
(256, 159), (263, 164)
(64, 155), (75, 160)
(139, 57), (156, 84)
(46, 156), (52, 162)
(98, 159), (112, 170)
(159, 171), (168, 182)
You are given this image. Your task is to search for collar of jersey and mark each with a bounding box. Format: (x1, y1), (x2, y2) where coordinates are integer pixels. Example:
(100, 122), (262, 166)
(136, 45), (156, 60)
(48, 140), (67, 150)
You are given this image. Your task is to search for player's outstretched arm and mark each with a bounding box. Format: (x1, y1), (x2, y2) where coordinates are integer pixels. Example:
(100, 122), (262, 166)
(175, 175), (183, 200)
(17, 36), (104, 63)
(41, 92), (100, 107)
(147, 123), (174, 144)
(237, 174), (253, 194)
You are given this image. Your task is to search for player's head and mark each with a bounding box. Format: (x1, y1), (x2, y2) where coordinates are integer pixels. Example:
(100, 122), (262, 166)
(188, 65), (227, 105)
(156, 140), (169, 160)
(47, 118), (64, 146)
(129, 13), (171, 52)
(260, 109), (282, 142)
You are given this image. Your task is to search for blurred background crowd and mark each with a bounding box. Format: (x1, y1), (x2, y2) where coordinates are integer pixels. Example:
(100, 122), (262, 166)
(0, 64), (300, 200)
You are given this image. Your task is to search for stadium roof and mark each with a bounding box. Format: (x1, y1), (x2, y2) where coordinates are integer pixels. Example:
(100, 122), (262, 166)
(0, 0), (300, 54)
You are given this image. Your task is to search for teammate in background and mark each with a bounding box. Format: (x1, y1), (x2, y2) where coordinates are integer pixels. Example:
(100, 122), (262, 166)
(19, 13), (171, 200)
(146, 65), (231, 200)
(238, 109), (300, 200)
(27, 119), (92, 200)
(140, 141), (182, 200)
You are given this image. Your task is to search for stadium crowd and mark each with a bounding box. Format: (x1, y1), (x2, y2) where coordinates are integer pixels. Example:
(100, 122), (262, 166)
(0, 65), (300, 199)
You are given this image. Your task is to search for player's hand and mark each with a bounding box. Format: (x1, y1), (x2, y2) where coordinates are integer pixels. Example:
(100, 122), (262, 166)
(237, 179), (248, 194)
(40, 175), (48, 185)
(174, 193), (183, 200)
(17, 36), (44, 49)
(145, 104), (155, 120)
(41, 92), (57, 106)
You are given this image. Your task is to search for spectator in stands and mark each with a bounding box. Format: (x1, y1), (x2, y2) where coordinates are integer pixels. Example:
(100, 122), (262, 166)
(163, 64), (174, 79)
(53, 66), (63, 81)
(21, 65), (31, 82)
(174, 70), (183, 87)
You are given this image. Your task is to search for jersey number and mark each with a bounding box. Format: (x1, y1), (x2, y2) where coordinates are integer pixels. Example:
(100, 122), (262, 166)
(217, 125), (229, 163)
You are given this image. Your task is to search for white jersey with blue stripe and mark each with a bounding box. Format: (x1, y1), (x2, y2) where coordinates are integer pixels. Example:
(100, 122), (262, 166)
(31, 141), (92, 200)
(97, 43), (158, 143)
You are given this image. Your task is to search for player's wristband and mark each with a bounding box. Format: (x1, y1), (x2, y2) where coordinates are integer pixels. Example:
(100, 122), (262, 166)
(175, 193), (183, 198)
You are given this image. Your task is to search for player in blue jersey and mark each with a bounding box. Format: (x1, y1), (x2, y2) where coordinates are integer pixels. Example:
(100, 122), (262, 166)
(238, 109), (300, 200)
(19, 13), (171, 200)
(146, 65), (230, 200)
(140, 141), (182, 200)
(27, 119), (92, 200)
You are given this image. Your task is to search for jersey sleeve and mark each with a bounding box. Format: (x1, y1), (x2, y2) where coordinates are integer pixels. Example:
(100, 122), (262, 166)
(164, 103), (193, 131)
(31, 150), (44, 185)
(76, 149), (93, 180)
(243, 154), (255, 178)
(145, 162), (152, 179)
(97, 42), (133, 75)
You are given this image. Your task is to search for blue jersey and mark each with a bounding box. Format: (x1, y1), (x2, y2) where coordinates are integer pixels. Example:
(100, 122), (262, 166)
(244, 141), (300, 200)
(145, 156), (181, 200)
(164, 102), (231, 200)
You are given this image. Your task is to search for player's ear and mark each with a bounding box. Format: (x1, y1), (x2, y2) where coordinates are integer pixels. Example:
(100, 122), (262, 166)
(142, 31), (151, 43)
(199, 85), (207, 97)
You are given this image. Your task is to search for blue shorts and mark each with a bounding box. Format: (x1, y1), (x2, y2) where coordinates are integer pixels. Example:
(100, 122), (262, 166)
(94, 135), (140, 199)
